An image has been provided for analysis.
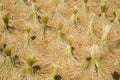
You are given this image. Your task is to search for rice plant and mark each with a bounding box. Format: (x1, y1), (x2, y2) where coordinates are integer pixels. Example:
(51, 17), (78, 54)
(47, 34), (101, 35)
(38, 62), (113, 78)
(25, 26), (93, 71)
(81, 44), (113, 80)
(0, 0), (119, 80)
(41, 15), (51, 37)
(0, 45), (15, 80)
(17, 0), (26, 5)
(57, 22), (65, 41)
(86, 44), (100, 70)
(56, 35), (78, 66)
(22, 54), (36, 80)
(100, 0), (108, 19)
(28, 0), (41, 33)
(46, 63), (59, 80)
(52, 0), (61, 17)
(23, 54), (36, 74)
(83, 0), (88, 12)
(70, 6), (79, 27)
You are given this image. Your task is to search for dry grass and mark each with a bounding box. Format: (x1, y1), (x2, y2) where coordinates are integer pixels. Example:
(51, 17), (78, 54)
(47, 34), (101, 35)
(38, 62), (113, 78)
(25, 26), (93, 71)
(0, 0), (120, 80)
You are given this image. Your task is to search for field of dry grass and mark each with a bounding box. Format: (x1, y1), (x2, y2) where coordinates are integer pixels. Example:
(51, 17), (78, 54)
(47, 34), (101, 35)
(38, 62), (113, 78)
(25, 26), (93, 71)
(0, 0), (120, 80)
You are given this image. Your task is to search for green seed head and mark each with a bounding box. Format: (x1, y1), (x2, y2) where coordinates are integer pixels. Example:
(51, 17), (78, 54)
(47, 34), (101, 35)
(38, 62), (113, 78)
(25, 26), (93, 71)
(23, 66), (34, 74)
(67, 35), (74, 46)
(53, 0), (59, 7)
(23, 26), (31, 33)
(84, 0), (88, 3)
(42, 15), (49, 24)
(100, 0), (108, 13)
(3, 14), (9, 25)
(3, 46), (12, 56)
(33, 0), (37, 3)
(26, 54), (36, 66)
(89, 13), (96, 21)
(73, 6), (78, 14)
(48, 63), (59, 80)
(114, 9), (120, 17)
(58, 22), (63, 30)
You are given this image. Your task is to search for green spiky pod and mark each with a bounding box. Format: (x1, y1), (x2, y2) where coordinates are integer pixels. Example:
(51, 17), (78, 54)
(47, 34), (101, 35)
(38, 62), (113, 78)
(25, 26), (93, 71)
(3, 46), (12, 56)
(26, 54), (36, 66)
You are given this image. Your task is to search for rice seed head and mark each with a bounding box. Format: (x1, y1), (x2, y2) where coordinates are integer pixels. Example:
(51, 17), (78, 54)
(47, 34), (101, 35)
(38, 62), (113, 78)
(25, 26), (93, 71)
(67, 35), (74, 46)
(17, 0), (27, 5)
(3, 14), (10, 29)
(84, 0), (88, 3)
(42, 15), (49, 24)
(3, 46), (12, 56)
(23, 26), (31, 33)
(61, 0), (66, 4)
(48, 63), (59, 80)
(89, 13), (96, 22)
(86, 44), (102, 70)
(73, 6), (78, 15)
(58, 22), (63, 30)
(26, 54), (36, 66)
(100, 0), (108, 13)
(114, 9), (120, 17)
(57, 22), (64, 39)
(53, 0), (59, 7)
(33, 0), (37, 3)
(23, 65), (34, 74)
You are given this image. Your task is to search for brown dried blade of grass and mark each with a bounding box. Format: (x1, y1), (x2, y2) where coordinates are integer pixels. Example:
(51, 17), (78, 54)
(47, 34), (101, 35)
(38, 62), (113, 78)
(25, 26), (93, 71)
(80, 44), (113, 80)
